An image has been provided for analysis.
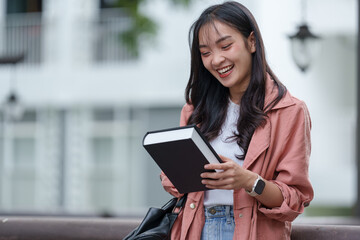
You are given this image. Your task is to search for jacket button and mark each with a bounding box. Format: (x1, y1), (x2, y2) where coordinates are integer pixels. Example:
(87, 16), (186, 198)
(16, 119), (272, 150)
(239, 213), (243, 218)
(190, 203), (196, 209)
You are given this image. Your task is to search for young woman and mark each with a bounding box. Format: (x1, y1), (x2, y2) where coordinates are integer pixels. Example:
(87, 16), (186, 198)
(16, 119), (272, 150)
(160, 1), (313, 239)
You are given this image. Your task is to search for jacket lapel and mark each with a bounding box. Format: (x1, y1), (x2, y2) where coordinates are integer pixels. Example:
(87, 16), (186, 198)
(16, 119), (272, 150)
(243, 120), (270, 169)
(242, 76), (295, 169)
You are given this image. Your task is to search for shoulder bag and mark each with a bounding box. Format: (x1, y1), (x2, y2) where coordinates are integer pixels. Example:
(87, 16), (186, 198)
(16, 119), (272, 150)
(123, 194), (187, 240)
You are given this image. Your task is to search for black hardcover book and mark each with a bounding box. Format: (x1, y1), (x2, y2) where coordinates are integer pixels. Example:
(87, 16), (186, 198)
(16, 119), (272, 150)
(143, 125), (222, 194)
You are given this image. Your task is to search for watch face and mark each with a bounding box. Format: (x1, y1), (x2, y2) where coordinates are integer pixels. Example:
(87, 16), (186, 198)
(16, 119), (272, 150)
(254, 179), (266, 195)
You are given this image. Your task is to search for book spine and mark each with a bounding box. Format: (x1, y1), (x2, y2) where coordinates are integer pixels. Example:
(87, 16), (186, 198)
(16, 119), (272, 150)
(193, 126), (223, 163)
(142, 124), (197, 146)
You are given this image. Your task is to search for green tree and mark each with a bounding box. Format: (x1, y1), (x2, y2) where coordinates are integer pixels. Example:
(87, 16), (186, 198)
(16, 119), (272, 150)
(115, 0), (194, 57)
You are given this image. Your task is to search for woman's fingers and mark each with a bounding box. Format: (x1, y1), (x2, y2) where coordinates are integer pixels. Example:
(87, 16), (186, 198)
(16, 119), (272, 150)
(201, 156), (248, 190)
(202, 177), (235, 189)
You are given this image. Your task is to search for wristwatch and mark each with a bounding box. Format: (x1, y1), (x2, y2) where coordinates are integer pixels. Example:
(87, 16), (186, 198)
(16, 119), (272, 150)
(246, 175), (265, 197)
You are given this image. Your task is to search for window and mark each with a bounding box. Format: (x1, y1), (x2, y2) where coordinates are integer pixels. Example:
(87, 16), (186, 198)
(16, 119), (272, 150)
(99, 0), (118, 9)
(6, 0), (42, 13)
(4, 0), (43, 64)
(93, 108), (114, 122)
(13, 137), (35, 165)
(91, 137), (113, 165)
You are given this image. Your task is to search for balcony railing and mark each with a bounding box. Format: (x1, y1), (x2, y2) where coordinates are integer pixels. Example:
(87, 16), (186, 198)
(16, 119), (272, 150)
(94, 8), (135, 63)
(3, 12), (42, 65)
(1, 8), (134, 66)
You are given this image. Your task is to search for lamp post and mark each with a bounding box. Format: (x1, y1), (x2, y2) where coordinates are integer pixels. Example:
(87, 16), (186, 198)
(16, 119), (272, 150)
(0, 53), (24, 209)
(288, 0), (320, 72)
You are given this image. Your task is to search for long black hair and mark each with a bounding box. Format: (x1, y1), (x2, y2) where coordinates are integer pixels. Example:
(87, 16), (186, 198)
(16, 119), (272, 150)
(185, 1), (287, 160)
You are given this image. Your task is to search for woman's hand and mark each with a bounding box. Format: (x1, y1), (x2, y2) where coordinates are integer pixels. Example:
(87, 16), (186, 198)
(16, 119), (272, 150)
(201, 155), (284, 208)
(200, 155), (257, 191)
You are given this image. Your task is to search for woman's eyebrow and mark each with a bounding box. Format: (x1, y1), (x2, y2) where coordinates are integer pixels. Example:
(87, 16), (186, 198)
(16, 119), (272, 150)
(215, 35), (232, 44)
(199, 35), (232, 48)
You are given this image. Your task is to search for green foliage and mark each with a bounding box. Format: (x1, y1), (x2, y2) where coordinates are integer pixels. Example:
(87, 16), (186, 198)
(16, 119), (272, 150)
(169, 0), (192, 7)
(305, 205), (354, 217)
(115, 0), (193, 57)
(114, 0), (144, 13)
(119, 12), (157, 57)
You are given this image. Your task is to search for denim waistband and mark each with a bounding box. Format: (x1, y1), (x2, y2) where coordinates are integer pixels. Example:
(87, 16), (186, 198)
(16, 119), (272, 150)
(204, 205), (234, 218)
(204, 205), (234, 225)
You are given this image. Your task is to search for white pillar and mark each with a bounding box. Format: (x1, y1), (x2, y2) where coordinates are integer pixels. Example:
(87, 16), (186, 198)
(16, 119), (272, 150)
(42, 0), (98, 67)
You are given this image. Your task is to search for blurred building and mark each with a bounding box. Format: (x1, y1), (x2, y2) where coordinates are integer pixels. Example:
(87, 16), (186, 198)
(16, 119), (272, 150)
(0, 0), (190, 215)
(0, 0), (357, 217)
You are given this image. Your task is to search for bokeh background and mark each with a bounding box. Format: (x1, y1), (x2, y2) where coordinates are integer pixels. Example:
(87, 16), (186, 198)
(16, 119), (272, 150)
(0, 0), (357, 222)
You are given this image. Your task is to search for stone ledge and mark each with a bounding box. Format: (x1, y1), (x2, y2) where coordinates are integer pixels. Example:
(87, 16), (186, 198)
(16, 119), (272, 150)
(0, 216), (360, 239)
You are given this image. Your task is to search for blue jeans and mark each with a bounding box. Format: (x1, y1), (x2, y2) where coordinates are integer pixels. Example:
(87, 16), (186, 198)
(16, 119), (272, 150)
(201, 205), (235, 240)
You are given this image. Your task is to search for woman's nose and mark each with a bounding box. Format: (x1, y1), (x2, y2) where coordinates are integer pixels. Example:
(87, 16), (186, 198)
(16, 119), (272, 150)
(211, 52), (225, 66)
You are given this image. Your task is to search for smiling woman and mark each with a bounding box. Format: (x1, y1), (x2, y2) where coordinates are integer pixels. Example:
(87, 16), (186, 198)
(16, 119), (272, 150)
(160, 1), (314, 240)
(199, 21), (255, 104)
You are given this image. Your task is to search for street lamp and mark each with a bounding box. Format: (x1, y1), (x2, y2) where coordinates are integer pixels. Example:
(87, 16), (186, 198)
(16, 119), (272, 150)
(288, 0), (320, 72)
(0, 53), (25, 121)
(3, 92), (24, 121)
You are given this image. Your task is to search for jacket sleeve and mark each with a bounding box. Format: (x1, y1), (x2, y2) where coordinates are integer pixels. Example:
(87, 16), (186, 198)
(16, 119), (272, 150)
(258, 101), (314, 222)
(160, 104), (194, 198)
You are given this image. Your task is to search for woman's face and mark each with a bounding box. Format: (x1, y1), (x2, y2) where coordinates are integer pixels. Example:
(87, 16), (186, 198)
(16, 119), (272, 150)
(199, 20), (255, 103)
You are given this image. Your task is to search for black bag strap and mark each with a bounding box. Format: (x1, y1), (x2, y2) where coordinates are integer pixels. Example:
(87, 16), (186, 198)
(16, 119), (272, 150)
(161, 198), (177, 214)
(172, 194), (187, 213)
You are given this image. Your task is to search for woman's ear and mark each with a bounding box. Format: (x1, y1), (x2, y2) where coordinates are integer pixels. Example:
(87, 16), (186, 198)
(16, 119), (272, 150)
(247, 31), (256, 53)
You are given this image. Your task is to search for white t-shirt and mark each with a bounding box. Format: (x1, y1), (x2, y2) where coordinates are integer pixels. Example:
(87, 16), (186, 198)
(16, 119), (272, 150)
(203, 100), (244, 207)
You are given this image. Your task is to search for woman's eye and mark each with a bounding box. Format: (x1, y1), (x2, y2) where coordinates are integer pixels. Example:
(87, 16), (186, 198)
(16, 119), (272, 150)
(222, 43), (232, 50)
(201, 52), (210, 57)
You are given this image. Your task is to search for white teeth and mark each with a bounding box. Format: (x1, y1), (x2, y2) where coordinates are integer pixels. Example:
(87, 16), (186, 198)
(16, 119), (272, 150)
(218, 65), (233, 74)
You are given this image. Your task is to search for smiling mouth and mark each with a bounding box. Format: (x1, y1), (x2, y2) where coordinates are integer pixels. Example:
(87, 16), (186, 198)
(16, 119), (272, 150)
(217, 65), (234, 75)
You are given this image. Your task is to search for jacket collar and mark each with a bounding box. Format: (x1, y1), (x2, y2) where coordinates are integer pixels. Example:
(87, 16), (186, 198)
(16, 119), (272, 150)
(264, 74), (295, 111)
(243, 74), (293, 169)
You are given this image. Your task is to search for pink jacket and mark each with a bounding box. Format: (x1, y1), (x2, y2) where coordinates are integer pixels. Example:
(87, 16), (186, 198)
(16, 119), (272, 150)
(161, 77), (314, 240)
